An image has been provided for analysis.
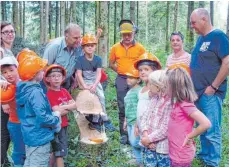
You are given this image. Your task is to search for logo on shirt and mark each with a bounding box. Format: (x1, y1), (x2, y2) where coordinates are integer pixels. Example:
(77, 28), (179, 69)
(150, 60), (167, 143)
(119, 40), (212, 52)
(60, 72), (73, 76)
(200, 42), (211, 52)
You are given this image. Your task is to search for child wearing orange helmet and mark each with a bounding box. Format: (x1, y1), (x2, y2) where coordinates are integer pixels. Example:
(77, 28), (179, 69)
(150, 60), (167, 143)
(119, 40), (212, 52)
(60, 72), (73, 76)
(123, 66), (142, 166)
(0, 56), (25, 167)
(44, 64), (77, 167)
(75, 33), (116, 132)
(16, 52), (61, 167)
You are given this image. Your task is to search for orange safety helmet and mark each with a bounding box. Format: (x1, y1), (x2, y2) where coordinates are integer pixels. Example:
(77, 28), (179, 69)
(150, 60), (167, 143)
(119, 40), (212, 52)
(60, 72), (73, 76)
(17, 48), (38, 63)
(168, 63), (191, 75)
(81, 34), (97, 46)
(125, 66), (139, 78)
(134, 52), (162, 70)
(0, 84), (16, 104)
(18, 56), (48, 81)
(44, 64), (66, 86)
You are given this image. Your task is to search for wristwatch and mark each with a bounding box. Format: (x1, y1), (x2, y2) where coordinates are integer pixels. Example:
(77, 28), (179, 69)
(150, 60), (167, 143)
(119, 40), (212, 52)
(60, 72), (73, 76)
(210, 84), (218, 91)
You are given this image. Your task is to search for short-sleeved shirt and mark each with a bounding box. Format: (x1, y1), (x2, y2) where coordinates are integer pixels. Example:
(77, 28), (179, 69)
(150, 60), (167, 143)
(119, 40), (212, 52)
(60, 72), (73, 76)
(190, 29), (229, 99)
(75, 55), (102, 81)
(168, 101), (197, 163)
(124, 86), (141, 125)
(109, 41), (146, 75)
(166, 52), (191, 68)
(43, 37), (83, 79)
(46, 88), (72, 128)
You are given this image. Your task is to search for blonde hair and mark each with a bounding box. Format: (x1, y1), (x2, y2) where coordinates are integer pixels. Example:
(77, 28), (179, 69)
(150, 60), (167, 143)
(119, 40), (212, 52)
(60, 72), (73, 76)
(166, 68), (197, 104)
(148, 70), (167, 94)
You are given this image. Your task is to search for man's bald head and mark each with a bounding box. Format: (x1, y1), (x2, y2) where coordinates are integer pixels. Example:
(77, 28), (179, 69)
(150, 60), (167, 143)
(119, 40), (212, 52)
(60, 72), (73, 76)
(64, 23), (82, 49)
(64, 23), (81, 34)
(192, 8), (211, 24)
(190, 8), (212, 36)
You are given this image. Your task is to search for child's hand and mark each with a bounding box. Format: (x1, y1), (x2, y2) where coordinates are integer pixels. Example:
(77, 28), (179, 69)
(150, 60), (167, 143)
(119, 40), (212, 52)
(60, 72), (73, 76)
(134, 124), (139, 136)
(123, 119), (127, 131)
(89, 84), (97, 93)
(182, 135), (193, 147)
(0, 80), (10, 91)
(148, 143), (156, 149)
(141, 136), (151, 147)
(2, 104), (11, 114)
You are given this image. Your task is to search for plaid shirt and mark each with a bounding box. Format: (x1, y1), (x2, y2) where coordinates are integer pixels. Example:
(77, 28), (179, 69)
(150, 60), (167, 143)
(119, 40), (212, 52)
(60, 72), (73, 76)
(140, 95), (172, 154)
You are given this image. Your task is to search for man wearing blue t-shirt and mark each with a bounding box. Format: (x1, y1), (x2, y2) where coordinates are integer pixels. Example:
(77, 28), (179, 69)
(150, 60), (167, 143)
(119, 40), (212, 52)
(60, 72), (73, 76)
(190, 8), (229, 167)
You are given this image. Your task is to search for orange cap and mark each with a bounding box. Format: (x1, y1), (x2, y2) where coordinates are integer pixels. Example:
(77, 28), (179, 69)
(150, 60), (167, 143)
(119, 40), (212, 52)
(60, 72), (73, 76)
(82, 34), (97, 46)
(0, 84), (16, 104)
(18, 56), (48, 81)
(125, 66), (139, 78)
(134, 52), (162, 70)
(44, 64), (66, 86)
(17, 49), (38, 63)
(168, 63), (191, 75)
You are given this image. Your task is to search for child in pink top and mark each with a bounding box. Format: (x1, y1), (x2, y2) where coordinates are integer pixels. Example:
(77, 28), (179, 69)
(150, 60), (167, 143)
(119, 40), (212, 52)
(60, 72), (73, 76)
(166, 67), (211, 167)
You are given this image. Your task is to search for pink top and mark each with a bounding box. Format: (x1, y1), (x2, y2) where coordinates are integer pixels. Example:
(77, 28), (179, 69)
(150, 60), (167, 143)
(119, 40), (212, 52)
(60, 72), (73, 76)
(166, 52), (191, 68)
(168, 101), (197, 163)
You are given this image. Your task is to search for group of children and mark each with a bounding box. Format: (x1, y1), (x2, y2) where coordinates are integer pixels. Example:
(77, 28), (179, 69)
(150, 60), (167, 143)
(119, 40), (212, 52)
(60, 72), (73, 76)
(0, 33), (114, 167)
(1, 31), (212, 167)
(123, 52), (211, 167)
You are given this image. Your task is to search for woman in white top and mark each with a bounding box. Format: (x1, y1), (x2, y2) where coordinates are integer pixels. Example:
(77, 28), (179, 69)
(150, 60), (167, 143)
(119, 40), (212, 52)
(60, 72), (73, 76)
(166, 31), (191, 68)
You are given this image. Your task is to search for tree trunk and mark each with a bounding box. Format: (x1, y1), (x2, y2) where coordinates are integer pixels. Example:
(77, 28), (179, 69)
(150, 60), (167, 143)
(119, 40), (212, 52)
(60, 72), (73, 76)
(55, 1), (60, 38)
(210, 1), (214, 25)
(108, 2), (110, 50)
(23, 1), (25, 38)
(227, 2), (229, 36)
(60, 1), (65, 36)
(199, 1), (205, 8)
(2, 1), (7, 21)
(96, 1), (100, 54)
(145, 2), (148, 43)
(40, 1), (44, 43)
(136, 2), (139, 26)
(130, 1), (135, 23)
(12, 1), (20, 36)
(83, 1), (86, 35)
(71, 1), (77, 23)
(121, 2), (124, 19)
(65, 2), (69, 25)
(19, 2), (23, 36)
(49, 1), (52, 39)
(186, 1), (194, 51)
(98, 1), (108, 67)
(165, 1), (170, 52)
(173, 1), (179, 31)
(114, 1), (117, 44)
(44, 1), (49, 42)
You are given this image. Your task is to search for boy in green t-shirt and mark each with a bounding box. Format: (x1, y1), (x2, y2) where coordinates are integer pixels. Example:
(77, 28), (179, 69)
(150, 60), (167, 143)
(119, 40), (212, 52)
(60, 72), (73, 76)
(123, 66), (142, 166)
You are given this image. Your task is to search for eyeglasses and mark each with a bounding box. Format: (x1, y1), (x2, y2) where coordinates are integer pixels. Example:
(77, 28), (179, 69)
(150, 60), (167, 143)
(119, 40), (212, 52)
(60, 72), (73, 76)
(48, 74), (62, 79)
(1, 30), (16, 35)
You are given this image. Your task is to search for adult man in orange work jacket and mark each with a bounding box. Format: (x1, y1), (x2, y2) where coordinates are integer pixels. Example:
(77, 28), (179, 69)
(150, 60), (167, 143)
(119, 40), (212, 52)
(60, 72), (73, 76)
(109, 20), (146, 144)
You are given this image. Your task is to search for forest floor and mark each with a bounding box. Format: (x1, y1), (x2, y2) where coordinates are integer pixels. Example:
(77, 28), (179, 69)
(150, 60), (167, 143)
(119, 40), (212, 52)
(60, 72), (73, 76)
(66, 67), (229, 167)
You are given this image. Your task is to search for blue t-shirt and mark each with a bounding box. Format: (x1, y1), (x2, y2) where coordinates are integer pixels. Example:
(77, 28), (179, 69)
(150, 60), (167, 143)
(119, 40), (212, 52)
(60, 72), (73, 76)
(190, 29), (229, 99)
(75, 55), (102, 71)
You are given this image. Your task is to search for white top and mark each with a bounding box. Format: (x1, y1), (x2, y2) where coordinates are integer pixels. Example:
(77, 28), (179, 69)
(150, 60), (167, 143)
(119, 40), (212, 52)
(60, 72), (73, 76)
(137, 87), (151, 133)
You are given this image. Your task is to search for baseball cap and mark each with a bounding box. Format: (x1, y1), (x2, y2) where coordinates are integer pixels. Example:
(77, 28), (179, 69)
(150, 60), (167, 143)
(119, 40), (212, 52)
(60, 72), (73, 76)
(0, 56), (19, 67)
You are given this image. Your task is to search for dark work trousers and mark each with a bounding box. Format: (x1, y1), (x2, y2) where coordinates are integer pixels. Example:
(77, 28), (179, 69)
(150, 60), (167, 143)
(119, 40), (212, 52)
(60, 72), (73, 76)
(115, 74), (130, 136)
(1, 107), (10, 165)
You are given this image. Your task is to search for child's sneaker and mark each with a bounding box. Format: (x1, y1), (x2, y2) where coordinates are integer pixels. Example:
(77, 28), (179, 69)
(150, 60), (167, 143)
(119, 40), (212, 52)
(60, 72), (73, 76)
(88, 122), (102, 132)
(104, 121), (117, 132)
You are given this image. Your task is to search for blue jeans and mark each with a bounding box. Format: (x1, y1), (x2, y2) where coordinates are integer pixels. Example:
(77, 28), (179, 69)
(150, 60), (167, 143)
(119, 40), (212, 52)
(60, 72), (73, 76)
(143, 148), (170, 167)
(127, 124), (142, 164)
(195, 94), (222, 167)
(7, 121), (26, 166)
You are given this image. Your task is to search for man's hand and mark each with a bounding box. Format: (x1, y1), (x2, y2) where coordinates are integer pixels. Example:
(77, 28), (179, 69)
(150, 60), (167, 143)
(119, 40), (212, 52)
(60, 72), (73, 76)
(134, 124), (139, 136)
(97, 28), (103, 38)
(204, 86), (215, 95)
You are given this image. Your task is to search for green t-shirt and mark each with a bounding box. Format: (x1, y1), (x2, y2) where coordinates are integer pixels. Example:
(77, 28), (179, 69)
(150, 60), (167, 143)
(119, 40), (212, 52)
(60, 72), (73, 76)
(124, 86), (141, 125)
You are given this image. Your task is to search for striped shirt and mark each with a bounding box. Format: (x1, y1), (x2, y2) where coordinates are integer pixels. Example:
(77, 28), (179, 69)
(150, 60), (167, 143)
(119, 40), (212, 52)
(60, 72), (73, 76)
(140, 95), (172, 154)
(166, 52), (191, 68)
